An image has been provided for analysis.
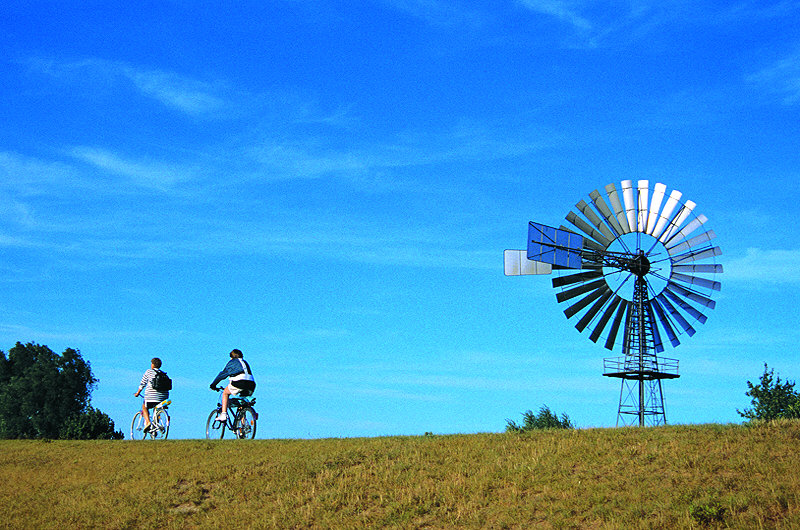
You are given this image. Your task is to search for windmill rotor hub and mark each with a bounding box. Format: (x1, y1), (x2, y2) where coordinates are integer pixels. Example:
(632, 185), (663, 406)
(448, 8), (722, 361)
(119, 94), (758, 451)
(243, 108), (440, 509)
(631, 251), (650, 277)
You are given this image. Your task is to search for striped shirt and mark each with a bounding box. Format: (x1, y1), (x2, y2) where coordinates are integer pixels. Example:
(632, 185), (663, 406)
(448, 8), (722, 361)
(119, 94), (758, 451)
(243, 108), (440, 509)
(138, 368), (170, 404)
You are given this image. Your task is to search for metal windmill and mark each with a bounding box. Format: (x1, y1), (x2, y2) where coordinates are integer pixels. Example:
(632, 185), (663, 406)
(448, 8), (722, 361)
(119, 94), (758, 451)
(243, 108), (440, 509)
(505, 180), (722, 427)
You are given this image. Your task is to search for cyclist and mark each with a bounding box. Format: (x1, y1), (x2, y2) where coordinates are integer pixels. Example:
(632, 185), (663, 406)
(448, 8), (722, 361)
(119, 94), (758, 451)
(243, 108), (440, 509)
(133, 357), (170, 433)
(210, 348), (256, 422)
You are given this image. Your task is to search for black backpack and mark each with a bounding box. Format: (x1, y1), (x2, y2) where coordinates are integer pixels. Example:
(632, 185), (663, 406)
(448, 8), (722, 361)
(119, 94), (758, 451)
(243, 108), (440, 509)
(151, 369), (172, 392)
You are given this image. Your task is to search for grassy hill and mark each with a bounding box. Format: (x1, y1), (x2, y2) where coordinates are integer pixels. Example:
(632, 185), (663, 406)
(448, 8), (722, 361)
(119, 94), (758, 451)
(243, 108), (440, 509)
(1, 421), (799, 528)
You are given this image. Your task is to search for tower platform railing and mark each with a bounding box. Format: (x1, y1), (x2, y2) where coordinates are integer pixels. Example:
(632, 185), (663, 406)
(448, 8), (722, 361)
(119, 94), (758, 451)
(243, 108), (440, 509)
(602, 356), (680, 380)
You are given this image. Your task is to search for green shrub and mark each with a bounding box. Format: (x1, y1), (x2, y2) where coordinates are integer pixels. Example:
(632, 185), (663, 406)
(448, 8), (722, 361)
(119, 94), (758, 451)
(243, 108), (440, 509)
(690, 500), (726, 526)
(59, 406), (124, 440)
(737, 363), (800, 422)
(506, 405), (574, 432)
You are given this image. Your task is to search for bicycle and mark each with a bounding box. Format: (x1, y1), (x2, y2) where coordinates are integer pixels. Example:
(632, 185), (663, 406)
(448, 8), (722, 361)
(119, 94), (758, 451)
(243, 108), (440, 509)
(206, 388), (258, 439)
(131, 399), (171, 440)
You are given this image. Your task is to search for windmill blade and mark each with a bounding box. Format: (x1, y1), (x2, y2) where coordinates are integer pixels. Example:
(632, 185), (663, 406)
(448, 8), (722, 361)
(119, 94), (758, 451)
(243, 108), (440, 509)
(671, 246), (722, 265)
(660, 200), (696, 243)
(621, 180), (637, 232)
(552, 269), (603, 288)
(637, 180), (649, 232)
(650, 189), (683, 240)
(671, 272), (721, 292)
(650, 298), (681, 347)
(575, 289), (613, 331)
(564, 283), (609, 320)
(576, 199), (616, 242)
(672, 264), (723, 274)
(566, 210), (613, 247)
(663, 288), (708, 324)
(589, 189), (625, 236)
(573, 230), (606, 252)
(504, 250), (553, 276)
(655, 294), (697, 337)
(667, 230), (717, 254)
(664, 214), (708, 247)
(622, 304), (632, 353)
(589, 295), (623, 343)
(555, 279), (607, 303)
(645, 302), (666, 353)
(604, 300), (629, 350)
(645, 182), (667, 234)
(666, 282), (716, 309)
(605, 183), (631, 234)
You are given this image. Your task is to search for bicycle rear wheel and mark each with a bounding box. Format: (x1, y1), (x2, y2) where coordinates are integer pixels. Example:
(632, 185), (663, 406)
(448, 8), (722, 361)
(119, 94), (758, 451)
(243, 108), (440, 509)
(206, 409), (226, 439)
(235, 407), (257, 439)
(152, 409), (170, 440)
(130, 412), (147, 440)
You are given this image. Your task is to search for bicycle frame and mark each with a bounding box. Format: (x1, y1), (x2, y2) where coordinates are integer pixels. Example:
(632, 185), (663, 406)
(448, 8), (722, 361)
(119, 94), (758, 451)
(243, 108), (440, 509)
(131, 399), (171, 440)
(206, 390), (257, 439)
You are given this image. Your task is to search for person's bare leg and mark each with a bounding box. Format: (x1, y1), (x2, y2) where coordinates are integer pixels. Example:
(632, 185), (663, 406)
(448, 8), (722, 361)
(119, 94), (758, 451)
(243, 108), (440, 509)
(220, 387), (232, 416)
(141, 402), (151, 428)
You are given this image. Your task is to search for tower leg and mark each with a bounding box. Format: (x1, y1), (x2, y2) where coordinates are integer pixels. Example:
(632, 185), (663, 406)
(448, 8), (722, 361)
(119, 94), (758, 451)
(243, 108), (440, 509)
(615, 376), (668, 427)
(639, 377), (645, 426)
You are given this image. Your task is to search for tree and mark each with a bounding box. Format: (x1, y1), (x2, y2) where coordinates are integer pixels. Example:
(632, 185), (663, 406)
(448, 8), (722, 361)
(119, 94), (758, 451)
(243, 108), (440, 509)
(0, 342), (122, 439)
(506, 405), (575, 432)
(737, 363), (800, 422)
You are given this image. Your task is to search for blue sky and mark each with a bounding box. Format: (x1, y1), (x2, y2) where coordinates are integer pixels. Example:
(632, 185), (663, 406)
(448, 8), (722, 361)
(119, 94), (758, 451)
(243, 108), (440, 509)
(2, 1), (799, 439)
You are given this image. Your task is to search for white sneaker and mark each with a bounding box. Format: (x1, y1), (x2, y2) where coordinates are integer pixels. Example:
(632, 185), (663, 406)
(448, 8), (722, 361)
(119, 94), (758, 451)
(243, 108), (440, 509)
(216, 413), (227, 422)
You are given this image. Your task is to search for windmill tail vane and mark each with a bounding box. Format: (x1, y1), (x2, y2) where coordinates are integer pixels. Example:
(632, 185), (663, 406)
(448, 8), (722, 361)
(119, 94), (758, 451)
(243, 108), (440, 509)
(504, 179), (722, 427)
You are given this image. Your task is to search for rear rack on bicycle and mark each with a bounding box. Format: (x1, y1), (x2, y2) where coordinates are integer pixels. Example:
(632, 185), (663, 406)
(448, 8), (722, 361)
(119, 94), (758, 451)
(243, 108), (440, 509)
(229, 397), (255, 406)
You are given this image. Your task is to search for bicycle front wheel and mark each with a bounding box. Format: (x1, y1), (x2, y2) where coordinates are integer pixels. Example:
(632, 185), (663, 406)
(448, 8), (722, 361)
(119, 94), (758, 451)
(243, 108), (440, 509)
(206, 409), (226, 439)
(235, 407), (257, 439)
(130, 412), (147, 440)
(152, 410), (170, 440)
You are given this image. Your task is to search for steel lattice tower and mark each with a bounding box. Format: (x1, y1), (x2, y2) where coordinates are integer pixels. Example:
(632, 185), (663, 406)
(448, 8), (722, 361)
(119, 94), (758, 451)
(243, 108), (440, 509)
(603, 275), (678, 427)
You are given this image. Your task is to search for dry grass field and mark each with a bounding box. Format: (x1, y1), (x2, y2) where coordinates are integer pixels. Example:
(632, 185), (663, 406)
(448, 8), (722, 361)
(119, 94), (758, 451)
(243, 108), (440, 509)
(1, 421), (799, 528)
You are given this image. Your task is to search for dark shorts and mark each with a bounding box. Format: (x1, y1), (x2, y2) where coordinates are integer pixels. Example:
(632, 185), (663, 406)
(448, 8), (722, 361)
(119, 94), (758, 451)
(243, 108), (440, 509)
(145, 402), (160, 410)
(231, 380), (256, 396)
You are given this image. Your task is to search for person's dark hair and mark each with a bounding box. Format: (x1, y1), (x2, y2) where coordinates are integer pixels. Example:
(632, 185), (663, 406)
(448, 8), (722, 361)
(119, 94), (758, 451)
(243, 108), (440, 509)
(151, 357), (162, 368)
(230, 349), (243, 358)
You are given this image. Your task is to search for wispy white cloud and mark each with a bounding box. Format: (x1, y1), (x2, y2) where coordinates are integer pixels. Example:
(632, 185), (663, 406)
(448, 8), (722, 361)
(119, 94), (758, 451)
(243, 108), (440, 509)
(514, 1), (800, 50)
(26, 57), (230, 116)
(722, 0), (800, 24)
(724, 247), (800, 284)
(748, 47), (800, 105)
(0, 197), (34, 228)
(513, 0), (652, 50)
(149, 213), (499, 269)
(0, 151), (80, 196)
(292, 103), (359, 128)
(1, 116), (537, 270)
(119, 67), (227, 115)
(0, 151), (86, 230)
(68, 146), (198, 191)
(517, 0), (592, 30)
(245, 122), (550, 182)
